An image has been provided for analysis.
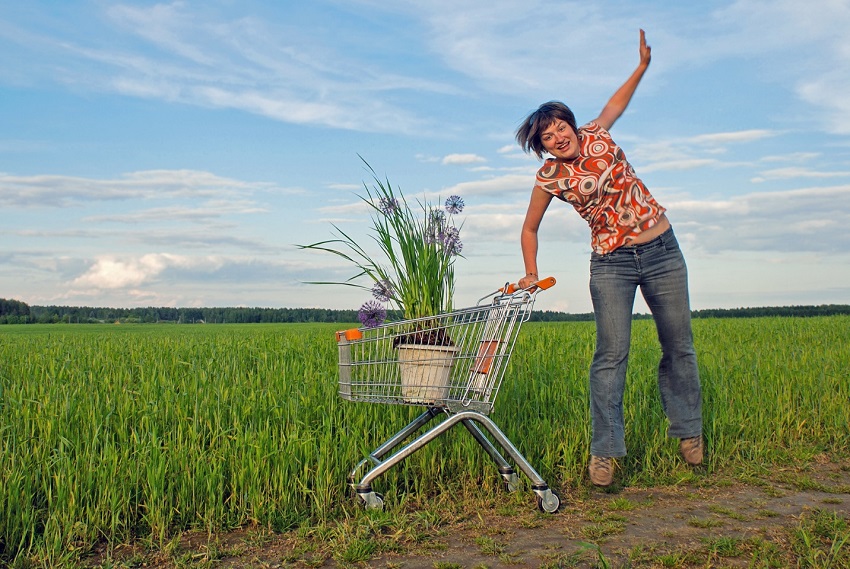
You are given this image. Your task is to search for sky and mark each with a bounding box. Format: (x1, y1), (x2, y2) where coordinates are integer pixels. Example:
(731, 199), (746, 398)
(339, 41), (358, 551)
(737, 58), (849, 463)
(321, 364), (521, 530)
(2, 0), (850, 315)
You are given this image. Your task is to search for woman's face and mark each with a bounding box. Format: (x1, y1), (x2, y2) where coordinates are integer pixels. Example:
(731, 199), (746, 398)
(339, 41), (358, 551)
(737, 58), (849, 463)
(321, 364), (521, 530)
(540, 119), (579, 160)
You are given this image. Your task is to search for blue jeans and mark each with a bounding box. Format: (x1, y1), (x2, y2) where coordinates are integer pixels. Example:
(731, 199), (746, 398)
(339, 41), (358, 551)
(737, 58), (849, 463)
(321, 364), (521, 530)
(588, 228), (702, 458)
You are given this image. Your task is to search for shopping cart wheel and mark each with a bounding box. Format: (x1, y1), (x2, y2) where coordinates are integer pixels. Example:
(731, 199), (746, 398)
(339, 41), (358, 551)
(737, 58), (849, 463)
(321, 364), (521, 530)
(358, 491), (384, 510)
(502, 471), (519, 493)
(536, 488), (561, 514)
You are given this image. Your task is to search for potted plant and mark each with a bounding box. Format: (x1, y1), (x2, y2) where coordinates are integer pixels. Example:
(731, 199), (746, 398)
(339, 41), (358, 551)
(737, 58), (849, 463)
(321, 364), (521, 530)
(300, 160), (465, 402)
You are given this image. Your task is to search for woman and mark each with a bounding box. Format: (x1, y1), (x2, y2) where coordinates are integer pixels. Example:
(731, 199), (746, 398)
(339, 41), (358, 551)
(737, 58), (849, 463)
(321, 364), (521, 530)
(515, 30), (703, 487)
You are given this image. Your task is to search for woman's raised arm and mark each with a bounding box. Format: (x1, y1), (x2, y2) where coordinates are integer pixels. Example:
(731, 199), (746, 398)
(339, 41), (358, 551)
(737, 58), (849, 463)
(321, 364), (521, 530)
(594, 29), (652, 131)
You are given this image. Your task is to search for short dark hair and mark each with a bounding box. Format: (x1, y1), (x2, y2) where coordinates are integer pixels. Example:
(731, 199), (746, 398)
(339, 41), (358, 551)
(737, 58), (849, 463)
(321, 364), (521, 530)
(515, 101), (578, 159)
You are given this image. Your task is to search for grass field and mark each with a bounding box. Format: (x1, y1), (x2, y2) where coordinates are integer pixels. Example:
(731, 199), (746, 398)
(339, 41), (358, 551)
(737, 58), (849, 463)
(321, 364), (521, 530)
(1, 317), (848, 566)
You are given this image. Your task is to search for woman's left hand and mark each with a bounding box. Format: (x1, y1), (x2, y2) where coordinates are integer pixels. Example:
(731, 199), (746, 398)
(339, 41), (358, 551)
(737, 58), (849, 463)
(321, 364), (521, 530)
(639, 29), (651, 67)
(594, 29), (652, 130)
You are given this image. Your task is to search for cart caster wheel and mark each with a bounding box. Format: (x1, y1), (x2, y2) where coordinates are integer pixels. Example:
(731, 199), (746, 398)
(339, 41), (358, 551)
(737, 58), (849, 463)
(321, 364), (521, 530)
(536, 488), (560, 513)
(358, 491), (384, 510)
(502, 472), (519, 493)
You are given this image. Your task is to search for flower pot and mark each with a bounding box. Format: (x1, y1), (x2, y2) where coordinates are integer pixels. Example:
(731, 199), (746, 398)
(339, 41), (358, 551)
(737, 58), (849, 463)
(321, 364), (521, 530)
(397, 344), (459, 403)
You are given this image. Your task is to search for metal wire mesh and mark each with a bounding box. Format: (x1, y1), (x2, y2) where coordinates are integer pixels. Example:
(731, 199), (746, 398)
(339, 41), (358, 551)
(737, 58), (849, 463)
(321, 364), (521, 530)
(336, 288), (536, 414)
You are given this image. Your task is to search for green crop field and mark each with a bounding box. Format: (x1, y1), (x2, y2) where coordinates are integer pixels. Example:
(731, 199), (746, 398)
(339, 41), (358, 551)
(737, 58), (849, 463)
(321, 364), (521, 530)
(1, 317), (848, 566)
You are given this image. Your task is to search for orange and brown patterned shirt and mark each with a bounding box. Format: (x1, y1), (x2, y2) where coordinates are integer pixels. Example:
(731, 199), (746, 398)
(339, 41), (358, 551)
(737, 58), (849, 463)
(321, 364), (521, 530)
(534, 121), (666, 255)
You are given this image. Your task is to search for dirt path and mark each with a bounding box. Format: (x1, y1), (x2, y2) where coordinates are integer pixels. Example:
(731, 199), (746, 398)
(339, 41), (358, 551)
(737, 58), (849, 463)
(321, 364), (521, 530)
(420, 472), (850, 568)
(93, 458), (850, 568)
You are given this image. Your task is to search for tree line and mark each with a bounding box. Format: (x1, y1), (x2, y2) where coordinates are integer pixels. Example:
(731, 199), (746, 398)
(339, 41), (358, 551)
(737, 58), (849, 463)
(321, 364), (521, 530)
(0, 300), (363, 324)
(537, 304), (850, 321)
(2, 297), (850, 325)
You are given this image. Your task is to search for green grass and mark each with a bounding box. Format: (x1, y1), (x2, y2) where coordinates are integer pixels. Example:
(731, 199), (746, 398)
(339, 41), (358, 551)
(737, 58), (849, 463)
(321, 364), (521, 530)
(626, 510), (850, 568)
(792, 508), (850, 568)
(1, 316), (849, 565)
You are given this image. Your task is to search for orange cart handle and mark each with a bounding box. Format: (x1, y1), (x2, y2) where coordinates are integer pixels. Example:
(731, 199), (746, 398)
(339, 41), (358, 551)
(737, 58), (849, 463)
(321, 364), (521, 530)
(502, 276), (556, 294)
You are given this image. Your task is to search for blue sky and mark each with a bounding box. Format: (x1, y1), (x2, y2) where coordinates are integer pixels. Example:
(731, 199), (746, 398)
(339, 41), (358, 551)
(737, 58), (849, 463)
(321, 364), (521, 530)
(2, 0), (850, 314)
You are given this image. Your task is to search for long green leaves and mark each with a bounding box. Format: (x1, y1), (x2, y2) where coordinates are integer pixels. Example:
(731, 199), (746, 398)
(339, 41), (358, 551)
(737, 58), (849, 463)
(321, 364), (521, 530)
(299, 160), (461, 320)
(0, 316), (848, 564)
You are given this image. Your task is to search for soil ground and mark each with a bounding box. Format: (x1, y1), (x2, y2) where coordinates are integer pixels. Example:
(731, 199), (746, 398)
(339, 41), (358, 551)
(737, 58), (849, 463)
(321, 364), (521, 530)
(88, 456), (850, 568)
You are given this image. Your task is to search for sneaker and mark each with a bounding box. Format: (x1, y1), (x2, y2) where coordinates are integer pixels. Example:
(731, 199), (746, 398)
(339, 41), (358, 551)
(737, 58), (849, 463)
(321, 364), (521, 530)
(588, 456), (614, 487)
(680, 436), (703, 465)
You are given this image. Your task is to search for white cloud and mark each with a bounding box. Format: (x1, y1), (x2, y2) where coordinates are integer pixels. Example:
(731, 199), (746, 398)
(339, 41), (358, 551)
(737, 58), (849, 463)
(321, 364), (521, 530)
(760, 152), (820, 163)
(709, 0), (850, 134)
(751, 167), (850, 183)
(1, 3), (452, 134)
(407, 0), (629, 98)
(639, 158), (721, 174)
(0, 170), (273, 208)
(690, 130), (777, 145)
(442, 153), (486, 165)
(668, 183), (850, 253)
(441, 173), (534, 197)
(71, 253), (220, 289)
(67, 252), (306, 295)
(797, 71), (850, 134)
(631, 129), (782, 173)
(83, 203), (267, 224)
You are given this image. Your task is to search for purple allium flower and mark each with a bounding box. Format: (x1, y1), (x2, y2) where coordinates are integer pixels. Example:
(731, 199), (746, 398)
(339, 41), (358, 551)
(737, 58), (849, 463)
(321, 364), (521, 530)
(441, 226), (463, 256)
(378, 197), (400, 215)
(440, 225), (459, 242)
(429, 208), (446, 226)
(371, 279), (395, 302)
(445, 195), (464, 214)
(358, 300), (386, 328)
(424, 208), (445, 245)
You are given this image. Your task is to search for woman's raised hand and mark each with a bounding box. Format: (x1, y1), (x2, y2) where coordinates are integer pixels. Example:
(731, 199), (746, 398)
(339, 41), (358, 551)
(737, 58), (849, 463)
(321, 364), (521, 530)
(639, 29), (651, 68)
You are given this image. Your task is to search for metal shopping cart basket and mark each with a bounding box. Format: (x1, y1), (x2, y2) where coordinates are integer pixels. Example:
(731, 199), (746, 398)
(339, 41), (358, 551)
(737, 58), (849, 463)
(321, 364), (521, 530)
(335, 276), (561, 513)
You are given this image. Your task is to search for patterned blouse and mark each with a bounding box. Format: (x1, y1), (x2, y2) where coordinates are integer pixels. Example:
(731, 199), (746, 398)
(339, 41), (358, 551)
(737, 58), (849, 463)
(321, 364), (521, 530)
(534, 121), (666, 255)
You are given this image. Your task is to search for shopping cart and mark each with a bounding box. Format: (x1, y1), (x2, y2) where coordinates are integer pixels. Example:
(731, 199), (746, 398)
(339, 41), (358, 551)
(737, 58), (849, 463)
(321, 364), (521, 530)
(335, 276), (561, 513)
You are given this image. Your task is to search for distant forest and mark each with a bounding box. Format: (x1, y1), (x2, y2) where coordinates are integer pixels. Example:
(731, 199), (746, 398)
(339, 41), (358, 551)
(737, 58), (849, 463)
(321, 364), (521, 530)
(2, 298), (849, 325)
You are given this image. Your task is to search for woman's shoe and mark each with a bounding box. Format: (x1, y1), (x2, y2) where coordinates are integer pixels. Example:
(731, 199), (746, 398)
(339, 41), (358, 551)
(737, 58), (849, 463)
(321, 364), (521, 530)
(680, 436), (703, 465)
(588, 456), (614, 486)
